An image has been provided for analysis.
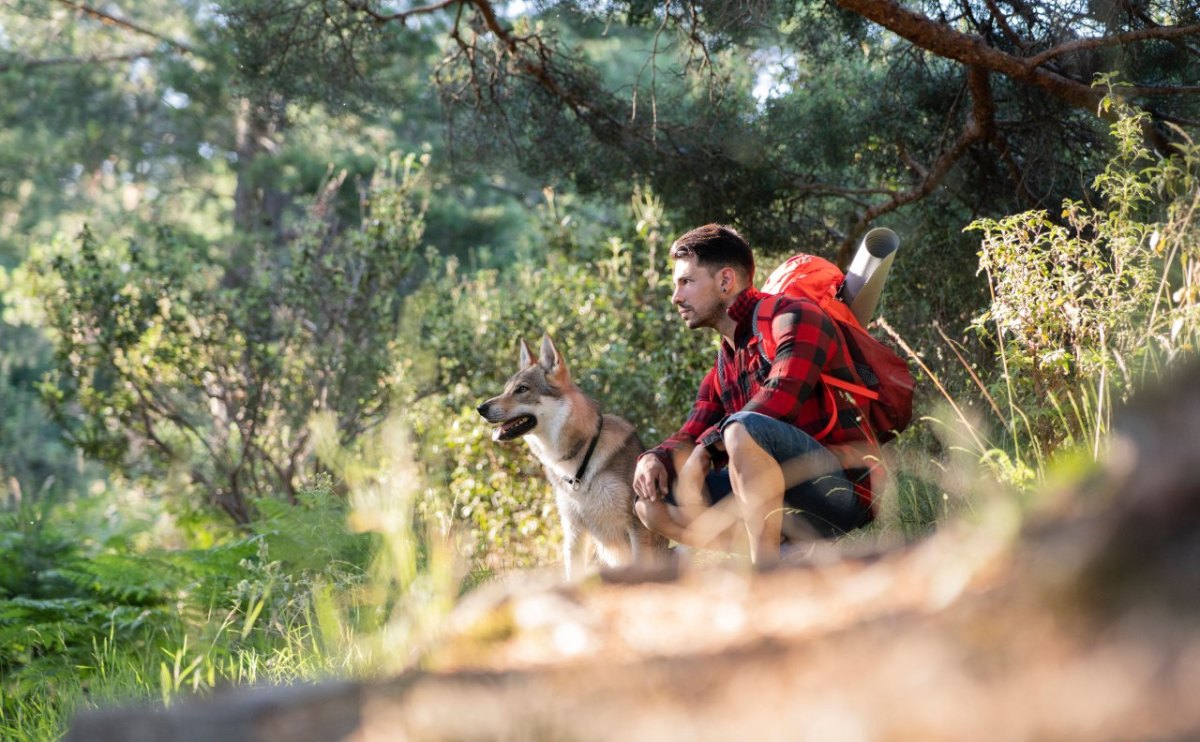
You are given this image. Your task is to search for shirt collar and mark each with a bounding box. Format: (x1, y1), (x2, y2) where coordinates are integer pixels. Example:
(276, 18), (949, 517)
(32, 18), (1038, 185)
(725, 287), (764, 347)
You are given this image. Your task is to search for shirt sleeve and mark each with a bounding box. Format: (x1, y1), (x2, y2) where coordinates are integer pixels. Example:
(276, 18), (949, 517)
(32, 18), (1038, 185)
(741, 298), (836, 422)
(640, 366), (725, 481)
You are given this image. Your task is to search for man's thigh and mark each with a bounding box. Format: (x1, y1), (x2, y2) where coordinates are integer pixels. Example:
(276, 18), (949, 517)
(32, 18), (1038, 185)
(714, 412), (865, 537)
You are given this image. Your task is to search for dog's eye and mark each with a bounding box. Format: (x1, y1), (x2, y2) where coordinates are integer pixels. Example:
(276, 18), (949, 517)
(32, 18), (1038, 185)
(515, 384), (529, 394)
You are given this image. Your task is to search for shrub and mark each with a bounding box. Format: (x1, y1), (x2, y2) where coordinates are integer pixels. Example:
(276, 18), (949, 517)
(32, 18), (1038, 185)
(396, 188), (714, 567)
(0, 468), (425, 737)
(965, 93), (1199, 472)
(26, 154), (429, 523)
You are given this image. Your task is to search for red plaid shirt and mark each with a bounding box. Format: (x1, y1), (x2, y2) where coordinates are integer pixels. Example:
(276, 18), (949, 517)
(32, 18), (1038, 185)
(645, 287), (877, 506)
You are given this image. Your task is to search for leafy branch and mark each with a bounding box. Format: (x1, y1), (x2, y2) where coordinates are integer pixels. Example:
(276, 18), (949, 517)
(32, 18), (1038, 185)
(33, 156), (429, 524)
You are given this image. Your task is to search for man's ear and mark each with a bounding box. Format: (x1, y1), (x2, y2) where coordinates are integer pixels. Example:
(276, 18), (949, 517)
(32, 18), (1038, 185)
(539, 333), (570, 384)
(518, 337), (534, 368)
(719, 266), (736, 294)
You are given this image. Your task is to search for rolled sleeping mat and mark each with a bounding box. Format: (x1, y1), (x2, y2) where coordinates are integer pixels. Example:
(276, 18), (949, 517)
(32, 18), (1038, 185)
(842, 227), (900, 326)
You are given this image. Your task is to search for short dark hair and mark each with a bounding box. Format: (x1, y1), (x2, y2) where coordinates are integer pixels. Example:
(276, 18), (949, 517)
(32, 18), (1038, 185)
(670, 224), (754, 280)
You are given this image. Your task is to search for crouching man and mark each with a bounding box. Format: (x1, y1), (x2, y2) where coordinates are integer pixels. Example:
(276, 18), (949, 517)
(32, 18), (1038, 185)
(633, 224), (876, 566)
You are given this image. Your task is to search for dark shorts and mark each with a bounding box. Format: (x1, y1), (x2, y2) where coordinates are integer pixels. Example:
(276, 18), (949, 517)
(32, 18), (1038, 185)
(681, 411), (869, 539)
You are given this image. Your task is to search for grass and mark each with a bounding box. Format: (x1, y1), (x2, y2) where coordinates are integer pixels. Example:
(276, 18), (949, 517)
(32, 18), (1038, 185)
(0, 578), (336, 740)
(0, 418), (460, 741)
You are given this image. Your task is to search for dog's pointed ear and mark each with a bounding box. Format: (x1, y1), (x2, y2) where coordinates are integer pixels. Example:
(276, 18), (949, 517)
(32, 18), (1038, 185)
(518, 337), (535, 368)
(539, 333), (569, 383)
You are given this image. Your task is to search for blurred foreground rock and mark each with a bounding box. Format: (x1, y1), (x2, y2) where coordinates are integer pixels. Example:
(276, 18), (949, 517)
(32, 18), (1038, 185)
(69, 363), (1200, 741)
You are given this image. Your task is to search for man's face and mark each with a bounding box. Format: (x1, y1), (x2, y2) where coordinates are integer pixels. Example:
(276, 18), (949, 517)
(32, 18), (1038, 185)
(671, 257), (725, 330)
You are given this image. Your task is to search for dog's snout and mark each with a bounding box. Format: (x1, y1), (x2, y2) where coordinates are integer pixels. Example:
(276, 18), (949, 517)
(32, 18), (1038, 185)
(476, 402), (490, 417)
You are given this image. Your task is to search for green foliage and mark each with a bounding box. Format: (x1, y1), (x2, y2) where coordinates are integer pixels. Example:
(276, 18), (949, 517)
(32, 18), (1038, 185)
(211, 0), (1200, 324)
(0, 321), (87, 501)
(396, 188), (713, 567)
(5, 4), (1200, 737)
(217, 0), (436, 110)
(22, 150), (432, 521)
(0, 499), (235, 731)
(0, 457), (449, 739)
(0, 1), (238, 253)
(25, 155), (429, 522)
(961, 95), (1200, 482)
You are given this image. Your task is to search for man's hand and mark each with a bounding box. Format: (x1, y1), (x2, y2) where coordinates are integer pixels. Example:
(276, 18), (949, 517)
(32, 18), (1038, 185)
(633, 454), (669, 501)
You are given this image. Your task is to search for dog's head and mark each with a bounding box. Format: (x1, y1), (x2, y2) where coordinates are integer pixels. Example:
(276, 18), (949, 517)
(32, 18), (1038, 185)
(477, 333), (573, 442)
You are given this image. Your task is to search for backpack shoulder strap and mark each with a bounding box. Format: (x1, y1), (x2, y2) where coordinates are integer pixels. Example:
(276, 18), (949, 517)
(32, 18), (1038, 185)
(822, 319), (880, 402)
(753, 295), (782, 360)
(732, 295), (880, 415)
(756, 294), (881, 433)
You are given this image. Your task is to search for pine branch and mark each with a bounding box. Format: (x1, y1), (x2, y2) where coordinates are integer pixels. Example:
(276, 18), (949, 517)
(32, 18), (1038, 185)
(832, 0), (1200, 114)
(54, 0), (194, 54)
(838, 66), (993, 263)
(0, 50), (157, 72)
(1025, 23), (1200, 68)
(339, 0), (461, 25)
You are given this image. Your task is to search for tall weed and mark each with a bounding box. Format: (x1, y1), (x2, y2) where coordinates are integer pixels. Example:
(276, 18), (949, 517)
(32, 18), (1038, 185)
(959, 91), (1199, 488)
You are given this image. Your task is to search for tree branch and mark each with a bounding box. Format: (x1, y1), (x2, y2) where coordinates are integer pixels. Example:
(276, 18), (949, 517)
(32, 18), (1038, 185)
(838, 66), (994, 263)
(1024, 23), (1200, 69)
(832, 0), (1200, 115)
(979, 0), (1025, 49)
(340, 0), (461, 25)
(1120, 84), (1200, 98)
(54, 0), (193, 54)
(1118, 0), (1200, 59)
(0, 51), (157, 72)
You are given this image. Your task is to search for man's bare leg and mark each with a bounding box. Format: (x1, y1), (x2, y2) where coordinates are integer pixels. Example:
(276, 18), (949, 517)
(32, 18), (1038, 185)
(723, 421), (787, 566)
(653, 442), (722, 539)
(634, 497), (743, 552)
(634, 440), (760, 555)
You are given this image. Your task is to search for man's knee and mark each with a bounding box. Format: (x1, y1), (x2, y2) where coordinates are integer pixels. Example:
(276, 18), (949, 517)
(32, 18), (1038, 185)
(634, 498), (663, 534)
(722, 420), (759, 458)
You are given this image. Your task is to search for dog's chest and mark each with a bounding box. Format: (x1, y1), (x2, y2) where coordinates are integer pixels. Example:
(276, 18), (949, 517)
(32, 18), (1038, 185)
(527, 438), (630, 520)
(554, 476), (629, 528)
(525, 432), (602, 490)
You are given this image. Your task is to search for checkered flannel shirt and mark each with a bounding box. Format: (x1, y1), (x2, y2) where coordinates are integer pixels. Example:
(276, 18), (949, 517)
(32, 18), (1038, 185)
(643, 287), (875, 500)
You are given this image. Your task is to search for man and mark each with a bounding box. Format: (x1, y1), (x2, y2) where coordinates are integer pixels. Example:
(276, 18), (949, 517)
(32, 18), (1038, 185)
(633, 224), (875, 565)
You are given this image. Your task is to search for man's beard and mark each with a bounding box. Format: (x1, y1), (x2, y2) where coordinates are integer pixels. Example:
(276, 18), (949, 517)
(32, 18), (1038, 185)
(679, 303), (720, 329)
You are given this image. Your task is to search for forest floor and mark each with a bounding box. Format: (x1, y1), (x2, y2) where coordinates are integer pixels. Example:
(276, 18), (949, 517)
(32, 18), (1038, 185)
(68, 364), (1200, 742)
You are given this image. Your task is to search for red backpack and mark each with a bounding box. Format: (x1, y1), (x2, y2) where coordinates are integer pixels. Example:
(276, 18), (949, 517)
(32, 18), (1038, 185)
(755, 254), (914, 445)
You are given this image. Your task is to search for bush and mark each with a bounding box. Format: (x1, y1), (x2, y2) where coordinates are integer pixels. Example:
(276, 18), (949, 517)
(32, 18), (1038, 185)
(25, 154), (429, 523)
(0, 471), (419, 737)
(964, 93), (1200, 474)
(396, 188), (714, 567)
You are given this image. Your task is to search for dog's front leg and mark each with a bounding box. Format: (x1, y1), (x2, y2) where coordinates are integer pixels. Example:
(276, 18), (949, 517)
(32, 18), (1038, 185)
(628, 523), (650, 566)
(561, 518), (589, 581)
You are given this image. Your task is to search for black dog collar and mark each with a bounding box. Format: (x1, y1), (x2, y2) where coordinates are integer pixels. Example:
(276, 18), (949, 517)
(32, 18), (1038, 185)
(564, 416), (604, 491)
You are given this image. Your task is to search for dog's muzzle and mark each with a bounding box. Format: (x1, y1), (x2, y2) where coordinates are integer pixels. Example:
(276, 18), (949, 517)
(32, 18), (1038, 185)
(477, 402), (537, 441)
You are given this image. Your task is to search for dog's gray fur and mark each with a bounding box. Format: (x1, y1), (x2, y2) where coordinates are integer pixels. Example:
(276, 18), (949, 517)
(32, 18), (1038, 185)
(477, 334), (670, 579)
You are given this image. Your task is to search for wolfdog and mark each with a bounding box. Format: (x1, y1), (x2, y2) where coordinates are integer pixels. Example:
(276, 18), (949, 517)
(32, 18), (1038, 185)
(477, 334), (670, 579)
